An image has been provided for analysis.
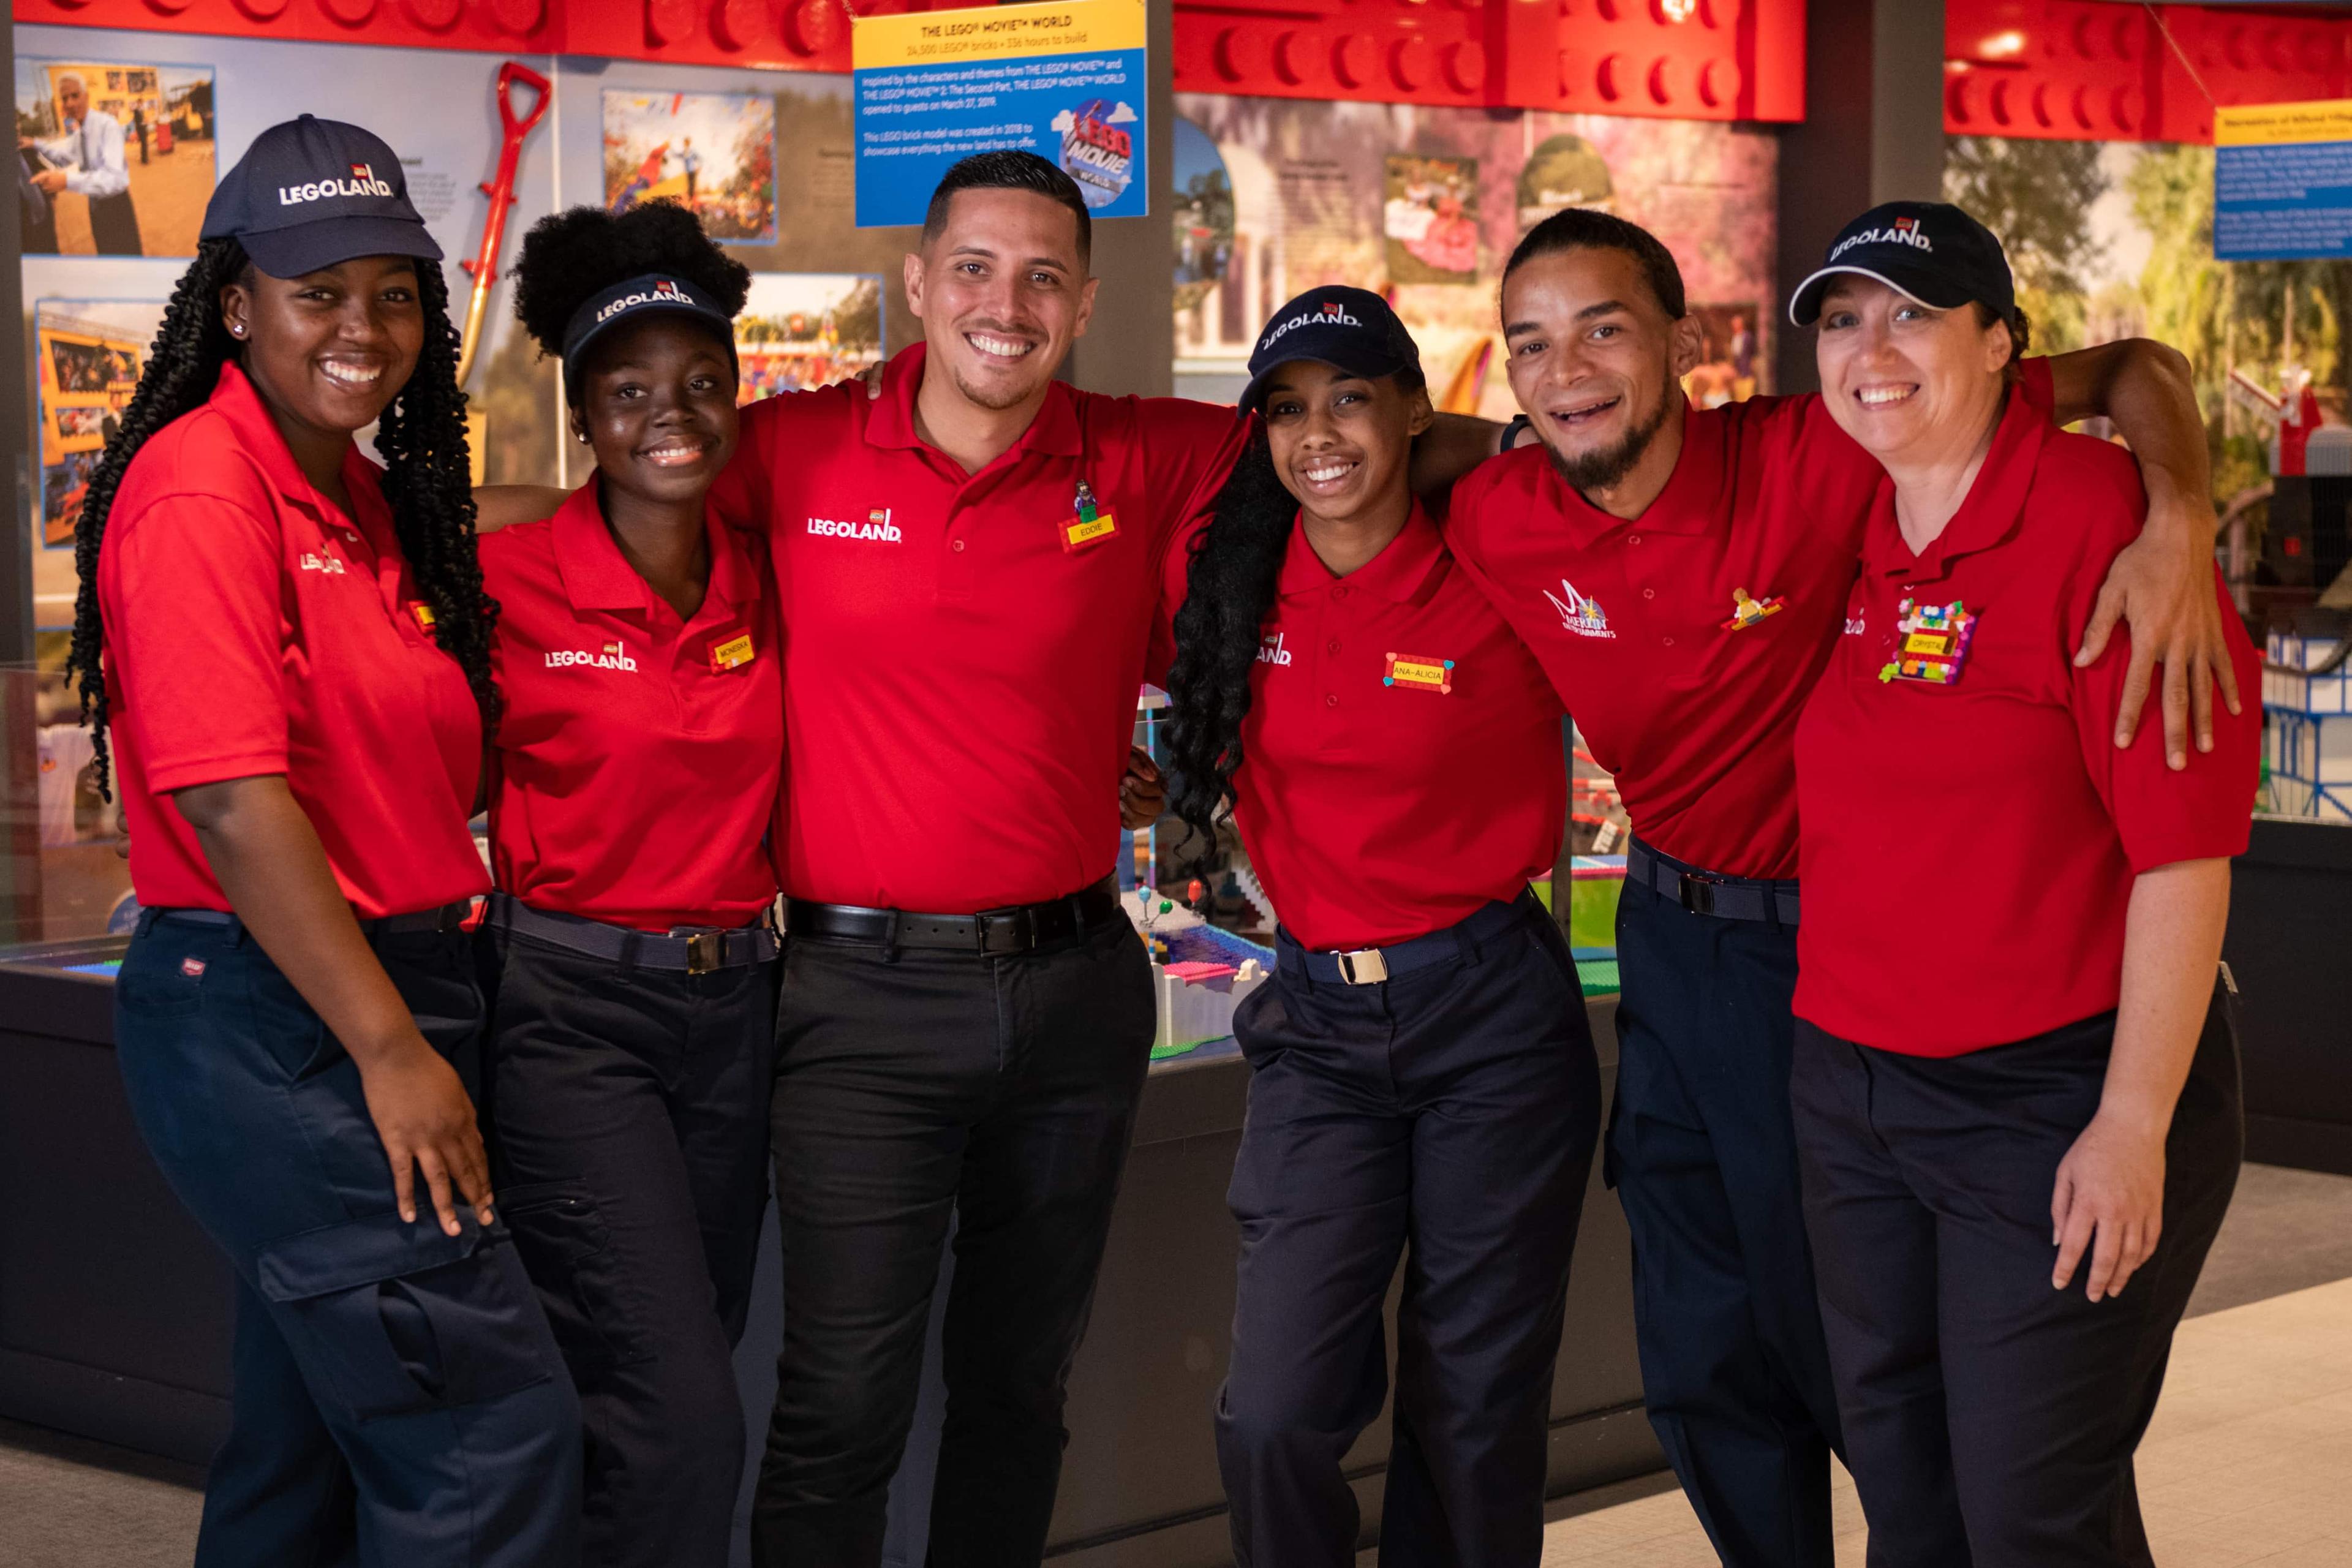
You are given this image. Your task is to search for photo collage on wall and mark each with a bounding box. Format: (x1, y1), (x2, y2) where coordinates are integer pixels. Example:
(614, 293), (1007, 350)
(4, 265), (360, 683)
(1172, 97), (1779, 420)
(15, 24), (928, 633)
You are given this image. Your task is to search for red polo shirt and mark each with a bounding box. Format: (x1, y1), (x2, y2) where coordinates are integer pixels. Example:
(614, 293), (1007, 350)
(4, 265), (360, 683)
(709, 342), (1249, 911)
(480, 480), (783, 932)
(1444, 360), (2055, 880)
(1793, 390), (2260, 1056)
(1169, 503), (1566, 952)
(97, 361), (489, 918)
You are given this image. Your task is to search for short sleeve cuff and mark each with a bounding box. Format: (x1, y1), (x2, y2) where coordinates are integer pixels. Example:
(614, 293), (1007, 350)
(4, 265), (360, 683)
(144, 752), (292, 796)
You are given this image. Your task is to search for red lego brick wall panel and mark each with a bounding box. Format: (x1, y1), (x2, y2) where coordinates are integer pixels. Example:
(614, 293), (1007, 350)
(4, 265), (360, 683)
(17, 0), (1806, 115)
(1946, 1), (2352, 145)
(1169, 0), (1803, 121)
(12, 0), (556, 53)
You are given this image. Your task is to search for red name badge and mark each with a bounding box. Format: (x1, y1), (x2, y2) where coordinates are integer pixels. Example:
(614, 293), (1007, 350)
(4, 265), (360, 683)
(1060, 509), (1118, 553)
(710, 630), (756, 673)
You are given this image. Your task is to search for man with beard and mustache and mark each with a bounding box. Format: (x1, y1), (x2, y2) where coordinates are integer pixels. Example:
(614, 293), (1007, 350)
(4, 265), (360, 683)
(477, 151), (1499, 1567)
(1440, 207), (2238, 1568)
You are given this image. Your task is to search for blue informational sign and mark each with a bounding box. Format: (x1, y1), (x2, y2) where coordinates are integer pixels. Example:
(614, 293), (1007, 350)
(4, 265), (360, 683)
(852, 0), (1147, 229)
(2215, 100), (2352, 262)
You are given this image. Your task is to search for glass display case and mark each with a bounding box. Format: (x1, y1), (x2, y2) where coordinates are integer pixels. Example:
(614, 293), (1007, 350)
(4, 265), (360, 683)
(0, 652), (135, 979)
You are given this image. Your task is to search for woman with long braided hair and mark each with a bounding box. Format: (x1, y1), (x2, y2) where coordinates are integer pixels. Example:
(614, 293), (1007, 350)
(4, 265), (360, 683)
(73, 117), (579, 1566)
(1159, 288), (1600, 1568)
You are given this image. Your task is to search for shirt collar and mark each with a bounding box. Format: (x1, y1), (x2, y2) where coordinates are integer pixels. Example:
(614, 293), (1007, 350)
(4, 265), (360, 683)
(208, 360), (358, 520)
(861, 341), (1084, 460)
(1864, 386), (2049, 583)
(1278, 500), (1449, 604)
(551, 475), (761, 616)
(1531, 391), (1721, 546)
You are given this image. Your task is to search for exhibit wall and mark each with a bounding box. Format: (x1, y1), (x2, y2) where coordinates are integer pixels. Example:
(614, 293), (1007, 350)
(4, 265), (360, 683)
(15, 23), (916, 636)
(1949, 132), (2352, 514)
(1172, 95), (1779, 418)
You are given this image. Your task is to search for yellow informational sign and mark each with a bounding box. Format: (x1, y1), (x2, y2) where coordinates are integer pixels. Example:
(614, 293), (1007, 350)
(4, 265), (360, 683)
(850, 0), (1147, 225)
(851, 0), (1145, 71)
(2214, 99), (2352, 260)
(2215, 99), (2352, 148)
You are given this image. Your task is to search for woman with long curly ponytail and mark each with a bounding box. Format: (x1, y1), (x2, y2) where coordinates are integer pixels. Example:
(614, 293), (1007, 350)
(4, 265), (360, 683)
(473, 202), (777, 1568)
(84, 118), (578, 1567)
(1160, 287), (1600, 1566)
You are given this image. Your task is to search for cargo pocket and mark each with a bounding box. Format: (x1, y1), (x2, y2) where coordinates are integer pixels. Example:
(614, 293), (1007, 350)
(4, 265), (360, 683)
(498, 1182), (650, 1371)
(257, 1213), (557, 1422)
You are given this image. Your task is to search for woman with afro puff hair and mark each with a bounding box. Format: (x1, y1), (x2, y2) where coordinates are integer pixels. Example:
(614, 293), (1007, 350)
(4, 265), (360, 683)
(475, 198), (781, 1567)
(75, 118), (581, 1566)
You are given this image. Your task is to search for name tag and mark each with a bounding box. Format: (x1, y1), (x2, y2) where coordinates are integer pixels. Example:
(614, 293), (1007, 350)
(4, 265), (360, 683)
(1384, 652), (1455, 694)
(710, 631), (756, 673)
(1061, 510), (1118, 552)
(1877, 597), (1978, 686)
(410, 603), (437, 633)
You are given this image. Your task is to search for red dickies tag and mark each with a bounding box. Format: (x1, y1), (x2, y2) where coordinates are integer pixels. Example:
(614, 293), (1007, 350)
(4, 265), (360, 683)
(181, 957), (207, 978)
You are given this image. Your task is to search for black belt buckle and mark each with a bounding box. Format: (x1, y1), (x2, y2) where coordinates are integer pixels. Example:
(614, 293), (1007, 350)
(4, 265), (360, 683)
(1678, 872), (1719, 918)
(685, 932), (724, 974)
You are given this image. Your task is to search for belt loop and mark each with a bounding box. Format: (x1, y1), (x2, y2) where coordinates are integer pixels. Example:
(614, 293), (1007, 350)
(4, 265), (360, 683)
(880, 907), (900, 965)
(1451, 922), (1478, 968)
(134, 907), (160, 938)
(227, 914), (251, 949)
(617, 930), (639, 977)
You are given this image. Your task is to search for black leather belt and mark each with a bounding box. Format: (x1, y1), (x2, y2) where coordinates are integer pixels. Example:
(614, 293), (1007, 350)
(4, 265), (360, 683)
(1627, 839), (1800, 927)
(785, 876), (1121, 955)
(489, 893), (778, 974)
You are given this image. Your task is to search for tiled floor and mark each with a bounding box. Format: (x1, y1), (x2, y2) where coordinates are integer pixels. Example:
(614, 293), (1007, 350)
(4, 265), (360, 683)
(1537, 1275), (2352, 1566)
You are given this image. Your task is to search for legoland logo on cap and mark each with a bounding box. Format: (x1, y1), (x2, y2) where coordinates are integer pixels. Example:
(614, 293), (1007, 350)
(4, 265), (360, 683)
(1259, 300), (1364, 353)
(595, 279), (697, 326)
(278, 164), (398, 208)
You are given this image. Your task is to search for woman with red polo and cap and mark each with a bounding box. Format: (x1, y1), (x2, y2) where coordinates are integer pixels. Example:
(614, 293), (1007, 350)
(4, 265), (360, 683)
(477, 202), (780, 1568)
(1162, 288), (1601, 1568)
(1785, 203), (2261, 1566)
(69, 117), (578, 1566)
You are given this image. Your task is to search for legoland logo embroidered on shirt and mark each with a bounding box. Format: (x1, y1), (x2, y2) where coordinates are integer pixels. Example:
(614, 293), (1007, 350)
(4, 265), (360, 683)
(1541, 579), (1616, 640)
(296, 552), (347, 575)
(808, 507), (901, 543)
(1257, 632), (1292, 667)
(546, 641), (639, 673)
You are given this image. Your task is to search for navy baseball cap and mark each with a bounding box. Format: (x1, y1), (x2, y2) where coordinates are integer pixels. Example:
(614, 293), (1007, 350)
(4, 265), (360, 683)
(559, 273), (739, 397)
(203, 115), (442, 279)
(1239, 287), (1422, 414)
(1787, 202), (2015, 328)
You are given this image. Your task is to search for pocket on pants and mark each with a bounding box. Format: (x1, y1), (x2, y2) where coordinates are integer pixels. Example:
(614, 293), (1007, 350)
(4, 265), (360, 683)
(498, 1182), (651, 1370)
(257, 1213), (558, 1421)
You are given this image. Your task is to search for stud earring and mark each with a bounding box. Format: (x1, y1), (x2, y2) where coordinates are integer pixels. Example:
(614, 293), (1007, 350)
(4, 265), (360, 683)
(228, 323), (245, 338)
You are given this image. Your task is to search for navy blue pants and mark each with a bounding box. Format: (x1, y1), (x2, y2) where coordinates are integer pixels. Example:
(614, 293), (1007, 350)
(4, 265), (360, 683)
(484, 930), (778, 1568)
(114, 911), (582, 1568)
(1792, 992), (2242, 1567)
(1609, 860), (1842, 1568)
(1216, 897), (1603, 1568)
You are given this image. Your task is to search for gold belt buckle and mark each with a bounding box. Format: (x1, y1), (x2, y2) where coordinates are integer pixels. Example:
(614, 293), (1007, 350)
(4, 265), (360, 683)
(685, 931), (724, 975)
(1336, 948), (1389, 986)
